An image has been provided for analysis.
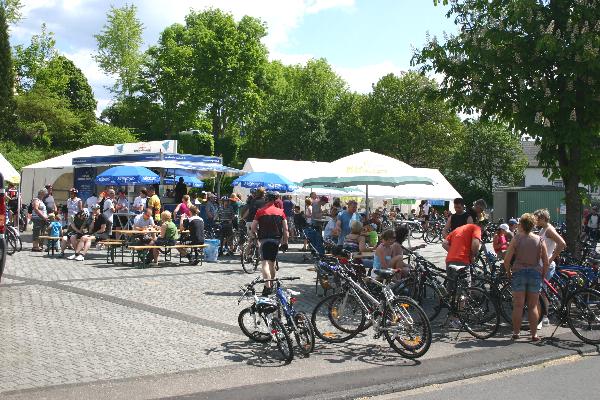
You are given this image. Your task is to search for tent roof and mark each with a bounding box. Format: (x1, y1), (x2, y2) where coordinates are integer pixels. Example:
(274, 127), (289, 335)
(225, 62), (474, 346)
(0, 153), (20, 183)
(243, 158), (330, 183)
(23, 145), (114, 169)
(332, 149), (411, 174)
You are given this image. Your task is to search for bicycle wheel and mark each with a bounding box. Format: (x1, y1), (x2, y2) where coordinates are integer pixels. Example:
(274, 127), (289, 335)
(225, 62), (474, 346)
(417, 282), (444, 322)
(382, 297), (432, 359)
(410, 227), (423, 240)
(457, 287), (500, 339)
(566, 288), (600, 344)
(311, 292), (366, 343)
(271, 317), (294, 363)
(5, 229), (17, 255)
(238, 307), (271, 343)
(293, 312), (315, 356)
(424, 228), (437, 244)
(241, 243), (255, 274)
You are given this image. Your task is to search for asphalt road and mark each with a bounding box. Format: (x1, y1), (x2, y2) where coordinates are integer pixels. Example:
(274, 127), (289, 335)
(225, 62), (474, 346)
(370, 354), (600, 400)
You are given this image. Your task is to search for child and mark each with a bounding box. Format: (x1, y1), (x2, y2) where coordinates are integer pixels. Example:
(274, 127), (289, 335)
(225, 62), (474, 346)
(47, 213), (63, 251)
(364, 223), (379, 248)
(493, 224), (509, 259)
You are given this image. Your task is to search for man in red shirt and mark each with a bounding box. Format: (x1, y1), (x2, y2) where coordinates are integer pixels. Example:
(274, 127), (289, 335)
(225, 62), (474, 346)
(443, 223), (481, 328)
(251, 192), (289, 295)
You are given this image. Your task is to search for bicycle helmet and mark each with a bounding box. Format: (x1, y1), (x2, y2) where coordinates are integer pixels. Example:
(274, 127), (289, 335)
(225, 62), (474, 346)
(266, 191), (279, 202)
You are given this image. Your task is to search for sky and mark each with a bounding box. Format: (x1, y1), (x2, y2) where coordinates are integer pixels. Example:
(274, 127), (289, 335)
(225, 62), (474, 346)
(9, 0), (458, 114)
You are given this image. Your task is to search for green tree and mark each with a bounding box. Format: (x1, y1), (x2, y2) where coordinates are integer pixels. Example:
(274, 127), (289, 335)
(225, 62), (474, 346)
(80, 124), (137, 147)
(447, 120), (527, 205)
(414, 0), (600, 252)
(36, 55), (97, 124)
(0, 5), (16, 139)
(0, 0), (22, 24)
(94, 4), (144, 98)
(325, 91), (368, 160)
(182, 9), (269, 141)
(13, 23), (56, 91)
(363, 72), (462, 168)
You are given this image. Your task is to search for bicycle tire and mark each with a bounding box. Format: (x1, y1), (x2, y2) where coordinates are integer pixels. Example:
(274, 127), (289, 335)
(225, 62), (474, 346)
(566, 288), (600, 344)
(241, 243), (256, 274)
(311, 293), (366, 343)
(417, 282), (444, 322)
(457, 286), (500, 340)
(410, 227), (423, 240)
(382, 296), (432, 359)
(238, 307), (271, 343)
(271, 317), (294, 363)
(293, 312), (315, 356)
(5, 229), (17, 255)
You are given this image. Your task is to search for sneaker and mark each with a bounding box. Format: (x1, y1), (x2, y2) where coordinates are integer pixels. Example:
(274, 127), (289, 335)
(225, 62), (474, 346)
(537, 320), (543, 331)
(67, 254), (77, 260)
(75, 254), (85, 261)
(261, 286), (272, 297)
(542, 316), (550, 327)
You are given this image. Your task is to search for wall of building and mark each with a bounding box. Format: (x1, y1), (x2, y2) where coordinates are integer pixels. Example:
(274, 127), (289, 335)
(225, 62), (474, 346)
(524, 168), (553, 187)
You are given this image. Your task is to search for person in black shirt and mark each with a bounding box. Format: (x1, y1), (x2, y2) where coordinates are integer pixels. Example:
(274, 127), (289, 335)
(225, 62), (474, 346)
(442, 198), (474, 238)
(182, 205), (204, 265)
(71, 205), (108, 261)
(174, 177), (188, 204)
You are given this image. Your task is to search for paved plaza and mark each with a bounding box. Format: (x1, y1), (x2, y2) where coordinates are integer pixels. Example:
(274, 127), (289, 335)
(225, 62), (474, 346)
(0, 236), (597, 400)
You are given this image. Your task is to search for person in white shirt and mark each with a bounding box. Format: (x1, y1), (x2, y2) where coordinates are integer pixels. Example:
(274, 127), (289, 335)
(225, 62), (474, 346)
(66, 188), (83, 223)
(103, 189), (116, 236)
(132, 188), (148, 214)
(86, 193), (98, 215)
(133, 208), (156, 230)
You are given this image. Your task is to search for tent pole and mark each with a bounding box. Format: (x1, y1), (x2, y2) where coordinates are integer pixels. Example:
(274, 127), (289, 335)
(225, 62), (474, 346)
(366, 185), (369, 217)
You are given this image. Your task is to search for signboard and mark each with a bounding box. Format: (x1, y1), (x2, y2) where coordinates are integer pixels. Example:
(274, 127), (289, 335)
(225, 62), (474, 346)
(559, 204), (567, 215)
(114, 140), (177, 155)
(73, 153), (222, 166)
(74, 167), (95, 201)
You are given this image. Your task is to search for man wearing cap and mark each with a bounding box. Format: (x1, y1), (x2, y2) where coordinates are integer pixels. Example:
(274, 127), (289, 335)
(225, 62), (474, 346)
(507, 218), (518, 242)
(43, 184), (57, 215)
(251, 192), (289, 296)
(66, 188), (83, 224)
(334, 200), (358, 246)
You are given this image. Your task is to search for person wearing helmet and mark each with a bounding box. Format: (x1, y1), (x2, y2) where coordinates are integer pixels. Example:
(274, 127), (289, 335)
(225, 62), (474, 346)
(66, 188), (83, 224)
(251, 192), (289, 295)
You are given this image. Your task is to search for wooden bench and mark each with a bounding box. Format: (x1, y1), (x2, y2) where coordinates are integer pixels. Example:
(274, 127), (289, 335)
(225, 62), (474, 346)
(98, 240), (126, 264)
(129, 244), (207, 268)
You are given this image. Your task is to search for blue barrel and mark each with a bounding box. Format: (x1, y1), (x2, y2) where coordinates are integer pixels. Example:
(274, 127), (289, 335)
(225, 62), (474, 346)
(204, 239), (220, 262)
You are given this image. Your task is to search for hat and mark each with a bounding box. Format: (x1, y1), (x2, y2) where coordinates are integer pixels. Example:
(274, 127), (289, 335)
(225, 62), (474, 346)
(208, 193), (217, 198)
(508, 218), (518, 225)
(320, 195), (329, 203)
(69, 188), (78, 193)
(91, 204), (101, 210)
(499, 223), (510, 232)
(266, 191), (279, 201)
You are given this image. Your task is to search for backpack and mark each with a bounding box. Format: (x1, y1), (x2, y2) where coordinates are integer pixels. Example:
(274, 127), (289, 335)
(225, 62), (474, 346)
(27, 199), (34, 214)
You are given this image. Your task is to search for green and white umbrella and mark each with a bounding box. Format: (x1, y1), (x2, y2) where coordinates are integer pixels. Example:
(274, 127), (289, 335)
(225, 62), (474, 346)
(301, 174), (434, 188)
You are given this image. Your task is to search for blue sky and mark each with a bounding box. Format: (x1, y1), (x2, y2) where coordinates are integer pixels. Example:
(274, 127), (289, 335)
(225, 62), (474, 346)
(10, 0), (457, 112)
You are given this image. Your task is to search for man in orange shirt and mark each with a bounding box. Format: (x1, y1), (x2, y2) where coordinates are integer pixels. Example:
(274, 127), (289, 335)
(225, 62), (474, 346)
(443, 223), (482, 328)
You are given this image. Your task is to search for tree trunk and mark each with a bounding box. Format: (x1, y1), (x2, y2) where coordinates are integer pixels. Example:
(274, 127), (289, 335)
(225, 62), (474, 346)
(563, 170), (582, 255)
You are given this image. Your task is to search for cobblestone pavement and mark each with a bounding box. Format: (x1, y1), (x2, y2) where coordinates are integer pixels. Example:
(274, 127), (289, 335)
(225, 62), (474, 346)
(0, 235), (572, 398)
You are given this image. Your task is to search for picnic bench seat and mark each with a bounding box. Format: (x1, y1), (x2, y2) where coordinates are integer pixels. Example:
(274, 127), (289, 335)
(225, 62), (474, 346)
(39, 235), (96, 255)
(128, 244), (207, 268)
(98, 240), (126, 264)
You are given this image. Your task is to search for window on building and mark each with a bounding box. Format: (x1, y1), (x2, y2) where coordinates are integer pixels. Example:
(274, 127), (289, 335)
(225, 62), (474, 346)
(553, 180), (564, 188)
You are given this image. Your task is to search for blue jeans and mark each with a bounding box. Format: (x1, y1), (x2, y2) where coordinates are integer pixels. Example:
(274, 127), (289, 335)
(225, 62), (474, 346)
(512, 268), (542, 293)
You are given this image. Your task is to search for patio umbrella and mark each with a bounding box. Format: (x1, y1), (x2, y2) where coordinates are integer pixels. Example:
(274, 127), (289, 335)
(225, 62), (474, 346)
(0, 153), (20, 184)
(232, 172), (298, 192)
(164, 176), (205, 188)
(96, 166), (160, 185)
(300, 149), (435, 214)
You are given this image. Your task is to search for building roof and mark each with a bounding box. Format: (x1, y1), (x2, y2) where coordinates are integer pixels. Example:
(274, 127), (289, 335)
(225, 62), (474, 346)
(521, 140), (540, 167)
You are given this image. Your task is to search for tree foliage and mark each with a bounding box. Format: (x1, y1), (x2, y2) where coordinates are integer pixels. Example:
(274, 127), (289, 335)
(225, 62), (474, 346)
(0, 5), (16, 139)
(447, 120), (527, 205)
(80, 124), (137, 147)
(13, 23), (56, 91)
(94, 4), (144, 98)
(0, 0), (22, 24)
(363, 72), (461, 168)
(414, 0), (600, 251)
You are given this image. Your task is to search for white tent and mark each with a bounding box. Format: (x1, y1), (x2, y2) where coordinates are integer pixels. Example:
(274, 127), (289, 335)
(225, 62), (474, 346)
(0, 153), (20, 184)
(21, 145), (114, 202)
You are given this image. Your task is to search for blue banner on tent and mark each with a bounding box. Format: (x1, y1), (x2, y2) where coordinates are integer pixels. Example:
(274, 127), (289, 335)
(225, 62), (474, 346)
(429, 200), (446, 206)
(74, 167), (95, 201)
(73, 153), (222, 166)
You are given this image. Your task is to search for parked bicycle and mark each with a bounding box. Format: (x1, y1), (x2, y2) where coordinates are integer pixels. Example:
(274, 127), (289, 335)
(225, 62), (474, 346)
(237, 276), (315, 363)
(311, 260), (432, 359)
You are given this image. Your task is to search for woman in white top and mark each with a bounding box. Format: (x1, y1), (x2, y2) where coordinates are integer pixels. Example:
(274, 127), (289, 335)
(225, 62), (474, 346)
(132, 188), (148, 214)
(66, 188), (83, 223)
(534, 208), (566, 328)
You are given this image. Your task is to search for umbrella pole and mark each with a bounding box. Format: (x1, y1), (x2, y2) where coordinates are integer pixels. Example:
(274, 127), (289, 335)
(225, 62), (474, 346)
(365, 184), (369, 217)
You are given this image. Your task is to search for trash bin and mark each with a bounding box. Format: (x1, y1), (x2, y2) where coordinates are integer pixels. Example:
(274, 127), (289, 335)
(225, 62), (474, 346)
(205, 239), (220, 262)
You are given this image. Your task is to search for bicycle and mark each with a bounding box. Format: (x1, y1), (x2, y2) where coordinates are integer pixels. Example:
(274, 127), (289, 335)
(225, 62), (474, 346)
(394, 252), (500, 339)
(311, 262), (432, 359)
(240, 234), (260, 274)
(4, 214), (22, 255)
(237, 276), (315, 362)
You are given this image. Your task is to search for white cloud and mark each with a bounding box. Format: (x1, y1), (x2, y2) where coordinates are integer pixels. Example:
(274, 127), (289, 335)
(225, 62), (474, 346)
(334, 61), (408, 93)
